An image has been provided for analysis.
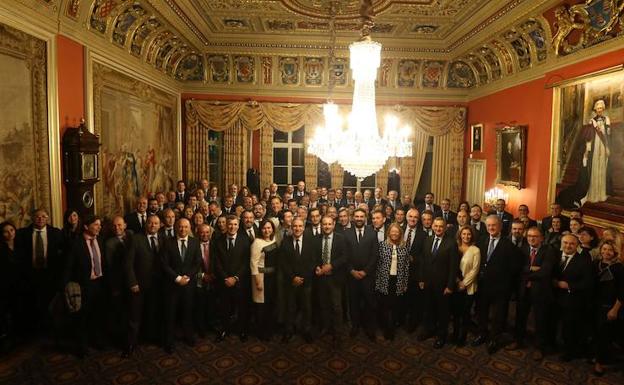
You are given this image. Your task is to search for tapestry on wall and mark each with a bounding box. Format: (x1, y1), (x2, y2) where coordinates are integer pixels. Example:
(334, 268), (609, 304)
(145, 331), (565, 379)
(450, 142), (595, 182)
(93, 62), (178, 217)
(0, 23), (51, 227)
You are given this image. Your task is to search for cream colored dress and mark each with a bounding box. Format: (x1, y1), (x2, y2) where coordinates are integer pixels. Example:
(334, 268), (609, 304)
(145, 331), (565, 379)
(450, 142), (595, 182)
(250, 238), (276, 303)
(459, 245), (481, 295)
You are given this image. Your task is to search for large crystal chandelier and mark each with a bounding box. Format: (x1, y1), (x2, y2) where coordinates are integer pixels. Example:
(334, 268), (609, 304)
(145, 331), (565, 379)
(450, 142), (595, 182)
(307, 0), (412, 179)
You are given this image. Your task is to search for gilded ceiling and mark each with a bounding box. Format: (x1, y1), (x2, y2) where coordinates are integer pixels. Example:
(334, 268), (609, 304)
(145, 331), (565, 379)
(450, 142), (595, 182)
(10, 0), (624, 95)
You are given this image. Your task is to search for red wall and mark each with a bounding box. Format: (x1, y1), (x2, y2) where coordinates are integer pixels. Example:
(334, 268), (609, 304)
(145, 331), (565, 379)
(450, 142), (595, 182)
(57, 35), (85, 212)
(466, 48), (624, 219)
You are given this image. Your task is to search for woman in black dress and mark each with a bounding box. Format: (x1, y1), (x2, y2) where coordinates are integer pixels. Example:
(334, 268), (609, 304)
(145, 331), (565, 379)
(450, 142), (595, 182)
(61, 209), (82, 252)
(0, 222), (20, 351)
(592, 240), (624, 376)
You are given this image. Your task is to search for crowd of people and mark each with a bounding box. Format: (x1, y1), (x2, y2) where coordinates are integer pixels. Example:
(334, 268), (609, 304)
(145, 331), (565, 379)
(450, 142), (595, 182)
(1, 179), (623, 376)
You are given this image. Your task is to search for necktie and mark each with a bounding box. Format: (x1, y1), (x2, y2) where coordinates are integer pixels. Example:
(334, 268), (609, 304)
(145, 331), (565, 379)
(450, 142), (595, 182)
(167, 229), (173, 238)
(140, 214), (145, 228)
(443, 212), (448, 221)
(150, 236), (157, 253)
(357, 229), (363, 243)
(202, 243), (210, 270)
(248, 229), (254, 240)
(529, 247), (537, 266)
(560, 255), (570, 270)
(91, 238), (102, 277)
(432, 237), (440, 254)
(228, 237), (234, 251)
(34, 230), (45, 268)
(487, 238), (496, 262)
(295, 239), (301, 255)
(322, 236), (330, 264)
(406, 228), (413, 249)
(180, 239), (187, 261)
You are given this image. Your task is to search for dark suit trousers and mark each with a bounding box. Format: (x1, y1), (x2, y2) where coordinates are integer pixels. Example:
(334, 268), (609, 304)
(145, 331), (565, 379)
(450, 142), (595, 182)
(317, 276), (343, 336)
(285, 284), (312, 334)
(164, 284), (195, 347)
(194, 285), (217, 335)
(476, 287), (509, 341)
(77, 278), (106, 349)
(423, 286), (451, 339)
(514, 286), (552, 347)
(127, 286), (160, 346)
(347, 276), (376, 332)
(378, 276), (399, 336)
(556, 295), (584, 356)
(219, 283), (248, 334)
(405, 281), (424, 329)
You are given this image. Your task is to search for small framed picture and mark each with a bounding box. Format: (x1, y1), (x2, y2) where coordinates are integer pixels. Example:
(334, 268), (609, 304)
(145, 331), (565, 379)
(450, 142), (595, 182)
(81, 153), (98, 181)
(471, 123), (483, 152)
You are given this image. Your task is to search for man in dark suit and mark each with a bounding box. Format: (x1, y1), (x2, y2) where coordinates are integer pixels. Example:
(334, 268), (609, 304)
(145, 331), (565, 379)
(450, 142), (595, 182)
(470, 205), (488, 242)
(335, 188), (346, 209)
(507, 226), (556, 360)
(161, 218), (201, 353)
(515, 204), (538, 228)
(280, 218), (321, 343)
(489, 199), (514, 236)
(508, 220), (527, 249)
(174, 180), (189, 203)
(420, 210), (434, 237)
(472, 215), (522, 354)
(63, 215), (106, 357)
(213, 215), (251, 342)
(16, 208), (64, 335)
(418, 218), (459, 348)
(553, 234), (593, 361)
(228, 183), (245, 207)
(371, 209), (388, 243)
(222, 195), (237, 215)
(344, 209), (378, 340)
(205, 201), (223, 228)
(370, 187), (387, 209)
(239, 210), (259, 243)
(294, 180), (306, 203)
(124, 214), (163, 357)
(416, 192), (441, 217)
(124, 196), (149, 234)
(386, 190), (400, 211)
(439, 198), (457, 227)
(541, 203), (570, 233)
(104, 216), (132, 346)
(305, 207), (322, 237)
(336, 208), (352, 233)
(404, 208), (427, 332)
(316, 216), (348, 347)
(194, 223), (216, 339)
(159, 208), (177, 239)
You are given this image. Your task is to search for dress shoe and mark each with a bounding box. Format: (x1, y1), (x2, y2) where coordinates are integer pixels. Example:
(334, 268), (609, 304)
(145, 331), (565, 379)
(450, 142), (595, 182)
(239, 333), (248, 343)
(471, 335), (487, 347)
(164, 345), (174, 355)
(281, 333), (292, 343)
(349, 327), (360, 338)
(487, 341), (499, 355)
(531, 350), (544, 361)
(433, 339), (445, 349)
(214, 331), (227, 343)
(121, 345), (135, 358)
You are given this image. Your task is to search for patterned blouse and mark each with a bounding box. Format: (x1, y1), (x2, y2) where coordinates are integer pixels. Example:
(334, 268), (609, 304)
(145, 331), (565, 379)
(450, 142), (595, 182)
(375, 241), (410, 296)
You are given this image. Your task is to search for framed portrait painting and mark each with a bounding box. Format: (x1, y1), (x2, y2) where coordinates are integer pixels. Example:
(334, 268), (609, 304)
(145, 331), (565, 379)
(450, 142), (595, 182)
(549, 67), (624, 227)
(496, 125), (527, 189)
(471, 123), (483, 152)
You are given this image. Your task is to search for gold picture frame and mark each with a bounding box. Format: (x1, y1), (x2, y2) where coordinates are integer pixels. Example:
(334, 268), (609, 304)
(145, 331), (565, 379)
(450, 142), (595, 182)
(496, 125), (527, 189)
(471, 123), (483, 152)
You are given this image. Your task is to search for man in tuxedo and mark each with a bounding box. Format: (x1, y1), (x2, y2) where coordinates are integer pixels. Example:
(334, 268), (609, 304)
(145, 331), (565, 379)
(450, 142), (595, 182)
(553, 234), (593, 361)
(489, 199), (513, 236)
(280, 218), (321, 342)
(194, 224), (216, 339)
(470, 205), (488, 242)
(439, 199), (457, 227)
(159, 208), (176, 239)
(541, 203), (570, 233)
(344, 209), (378, 340)
(371, 209), (388, 243)
(104, 216), (132, 345)
(63, 215), (106, 357)
(213, 215), (251, 342)
(515, 204), (538, 228)
(124, 196), (149, 234)
(418, 218), (459, 348)
(507, 226), (556, 360)
(315, 216), (348, 347)
(175, 180), (189, 203)
(416, 192), (441, 216)
(124, 214), (163, 357)
(240, 210), (259, 243)
(16, 208), (63, 335)
(371, 187), (387, 209)
(161, 218), (201, 353)
(472, 215), (522, 354)
(294, 180), (306, 202)
(306, 208), (322, 237)
(405, 208), (427, 332)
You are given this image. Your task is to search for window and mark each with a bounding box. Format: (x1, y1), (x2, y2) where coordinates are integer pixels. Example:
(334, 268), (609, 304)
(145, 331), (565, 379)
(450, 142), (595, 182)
(208, 130), (223, 188)
(273, 127), (305, 190)
(342, 171), (376, 192)
(414, 136), (434, 202)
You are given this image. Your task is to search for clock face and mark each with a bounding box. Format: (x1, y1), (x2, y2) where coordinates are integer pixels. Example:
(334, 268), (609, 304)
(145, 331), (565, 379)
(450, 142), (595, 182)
(82, 191), (94, 208)
(81, 153), (98, 180)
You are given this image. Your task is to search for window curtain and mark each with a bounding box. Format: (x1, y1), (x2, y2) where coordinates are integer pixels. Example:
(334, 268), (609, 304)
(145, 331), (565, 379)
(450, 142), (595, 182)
(185, 100), (465, 201)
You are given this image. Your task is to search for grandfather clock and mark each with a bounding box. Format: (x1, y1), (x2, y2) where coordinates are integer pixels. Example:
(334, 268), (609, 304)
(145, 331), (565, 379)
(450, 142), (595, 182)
(62, 119), (100, 218)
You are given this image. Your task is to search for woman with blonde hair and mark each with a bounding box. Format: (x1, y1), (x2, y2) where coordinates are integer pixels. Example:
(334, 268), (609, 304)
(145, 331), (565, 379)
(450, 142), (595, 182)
(375, 223), (410, 340)
(451, 225), (481, 346)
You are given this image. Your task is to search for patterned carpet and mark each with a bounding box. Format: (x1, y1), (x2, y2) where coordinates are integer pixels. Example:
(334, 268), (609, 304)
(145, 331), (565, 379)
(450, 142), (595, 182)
(1, 332), (622, 385)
